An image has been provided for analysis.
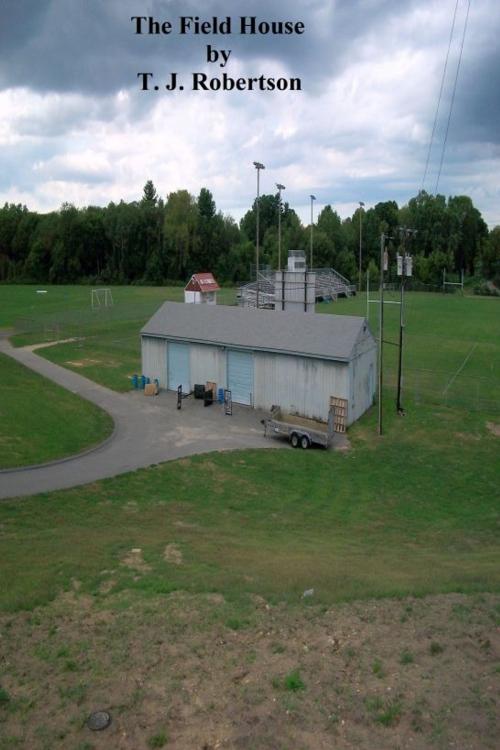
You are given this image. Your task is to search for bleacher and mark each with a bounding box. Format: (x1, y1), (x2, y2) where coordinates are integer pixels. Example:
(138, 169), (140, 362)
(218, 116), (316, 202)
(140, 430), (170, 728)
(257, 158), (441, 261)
(238, 268), (355, 309)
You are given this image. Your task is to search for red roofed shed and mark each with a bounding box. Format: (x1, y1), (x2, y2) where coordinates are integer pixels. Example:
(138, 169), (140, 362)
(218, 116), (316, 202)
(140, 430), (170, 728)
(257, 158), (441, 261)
(184, 273), (220, 304)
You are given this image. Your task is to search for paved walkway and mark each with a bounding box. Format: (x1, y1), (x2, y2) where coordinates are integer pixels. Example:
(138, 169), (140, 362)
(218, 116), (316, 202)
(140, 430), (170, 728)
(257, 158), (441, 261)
(0, 339), (281, 500)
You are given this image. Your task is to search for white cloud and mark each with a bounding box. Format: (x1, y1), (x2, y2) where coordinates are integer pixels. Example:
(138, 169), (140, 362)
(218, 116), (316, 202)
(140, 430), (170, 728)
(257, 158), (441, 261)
(0, 0), (499, 228)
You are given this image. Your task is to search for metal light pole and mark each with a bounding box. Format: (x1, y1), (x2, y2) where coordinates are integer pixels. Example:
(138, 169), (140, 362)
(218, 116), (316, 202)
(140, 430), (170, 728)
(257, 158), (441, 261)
(276, 183), (286, 271)
(358, 201), (365, 292)
(309, 194), (316, 269)
(253, 161), (265, 308)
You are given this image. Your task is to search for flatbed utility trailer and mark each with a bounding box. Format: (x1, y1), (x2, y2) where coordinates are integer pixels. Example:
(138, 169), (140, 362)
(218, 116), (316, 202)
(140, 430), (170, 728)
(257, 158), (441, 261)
(263, 406), (335, 449)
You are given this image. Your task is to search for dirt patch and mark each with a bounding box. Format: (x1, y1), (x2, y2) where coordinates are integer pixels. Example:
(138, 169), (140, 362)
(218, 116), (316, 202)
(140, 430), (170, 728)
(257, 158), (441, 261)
(455, 431), (482, 442)
(99, 578), (116, 594)
(0, 592), (498, 749)
(121, 547), (151, 573)
(123, 501), (139, 514)
(486, 421), (500, 437)
(163, 543), (183, 565)
(64, 358), (101, 367)
(174, 520), (200, 530)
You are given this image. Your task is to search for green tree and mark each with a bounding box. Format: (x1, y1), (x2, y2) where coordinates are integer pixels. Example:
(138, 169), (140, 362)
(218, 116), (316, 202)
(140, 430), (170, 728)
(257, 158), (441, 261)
(447, 195), (488, 274)
(163, 190), (199, 279)
(141, 179), (158, 205)
(24, 213), (59, 281)
(480, 226), (500, 283)
(195, 187), (217, 271)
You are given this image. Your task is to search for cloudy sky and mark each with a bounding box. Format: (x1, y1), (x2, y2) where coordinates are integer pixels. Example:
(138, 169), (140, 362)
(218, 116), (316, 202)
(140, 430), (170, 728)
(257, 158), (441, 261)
(1, 0), (499, 226)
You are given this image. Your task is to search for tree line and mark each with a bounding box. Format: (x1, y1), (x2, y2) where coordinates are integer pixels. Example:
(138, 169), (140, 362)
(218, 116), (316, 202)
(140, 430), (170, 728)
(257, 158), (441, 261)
(0, 180), (498, 288)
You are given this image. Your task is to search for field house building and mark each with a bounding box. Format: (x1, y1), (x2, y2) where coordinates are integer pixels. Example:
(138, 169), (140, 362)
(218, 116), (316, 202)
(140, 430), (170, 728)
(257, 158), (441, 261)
(141, 302), (376, 425)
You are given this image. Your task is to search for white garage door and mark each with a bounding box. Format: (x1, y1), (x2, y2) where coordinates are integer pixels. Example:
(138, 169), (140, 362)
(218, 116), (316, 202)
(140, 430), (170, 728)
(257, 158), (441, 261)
(168, 342), (190, 392)
(227, 350), (253, 405)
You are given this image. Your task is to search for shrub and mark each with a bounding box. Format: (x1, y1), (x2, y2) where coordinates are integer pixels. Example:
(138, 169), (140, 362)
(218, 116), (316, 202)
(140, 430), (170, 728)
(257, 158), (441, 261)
(284, 670), (305, 692)
(147, 732), (168, 749)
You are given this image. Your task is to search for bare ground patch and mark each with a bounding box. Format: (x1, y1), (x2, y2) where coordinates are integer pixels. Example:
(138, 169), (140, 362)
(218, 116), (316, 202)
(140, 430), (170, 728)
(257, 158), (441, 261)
(0, 592), (498, 749)
(64, 358), (101, 367)
(486, 421), (500, 437)
(163, 543), (183, 565)
(455, 431), (482, 442)
(120, 548), (151, 573)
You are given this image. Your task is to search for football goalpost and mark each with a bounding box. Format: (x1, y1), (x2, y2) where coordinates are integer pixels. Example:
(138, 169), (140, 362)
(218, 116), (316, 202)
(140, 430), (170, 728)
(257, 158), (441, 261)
(442, 269), (464, 293)
(91, 288), (114, 310)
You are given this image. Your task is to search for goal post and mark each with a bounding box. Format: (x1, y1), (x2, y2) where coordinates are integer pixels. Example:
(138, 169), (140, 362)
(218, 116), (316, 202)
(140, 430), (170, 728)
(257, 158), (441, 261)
(91, 288), (114, 309)
(442, 269), (464, 293)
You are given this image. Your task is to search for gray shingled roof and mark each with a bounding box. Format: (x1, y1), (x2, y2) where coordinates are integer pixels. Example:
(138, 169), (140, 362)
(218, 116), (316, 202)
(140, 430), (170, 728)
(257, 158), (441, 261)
(141, 302), (372, 362)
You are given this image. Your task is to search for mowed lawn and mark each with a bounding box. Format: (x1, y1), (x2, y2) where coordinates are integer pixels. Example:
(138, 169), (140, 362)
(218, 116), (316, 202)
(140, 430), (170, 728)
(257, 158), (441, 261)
(2, 284), (498, 404)
(0, 353), (113, 469)
(321, 291), (500, 412)
(1, 395), (498, 612)
(2, 284), (237, 391)
(0, 285), (498, 612)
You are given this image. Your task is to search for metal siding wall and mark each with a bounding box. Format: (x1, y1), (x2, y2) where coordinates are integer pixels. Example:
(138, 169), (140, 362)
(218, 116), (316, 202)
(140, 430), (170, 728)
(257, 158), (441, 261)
(254, 352), (349, 421)
(189, 343), (226, 391)
(141, 336), (167, 387)
(348, 345), (377, 424)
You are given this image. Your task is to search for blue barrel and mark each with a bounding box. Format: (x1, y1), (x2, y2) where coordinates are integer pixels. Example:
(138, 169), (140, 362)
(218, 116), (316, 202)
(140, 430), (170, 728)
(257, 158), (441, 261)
(131, 374), (139, 389)
(218, 387), (224, 403)
(140, 374), (146, 389)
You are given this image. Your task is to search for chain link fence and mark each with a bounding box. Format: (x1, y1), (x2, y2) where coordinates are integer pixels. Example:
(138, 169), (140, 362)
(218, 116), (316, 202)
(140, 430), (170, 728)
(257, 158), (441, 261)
(384, 367), (500, 415)
(14, 299), (160, 341)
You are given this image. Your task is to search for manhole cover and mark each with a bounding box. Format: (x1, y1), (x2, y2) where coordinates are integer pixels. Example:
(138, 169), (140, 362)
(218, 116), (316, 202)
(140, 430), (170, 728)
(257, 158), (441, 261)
(87, 710), (111, 731)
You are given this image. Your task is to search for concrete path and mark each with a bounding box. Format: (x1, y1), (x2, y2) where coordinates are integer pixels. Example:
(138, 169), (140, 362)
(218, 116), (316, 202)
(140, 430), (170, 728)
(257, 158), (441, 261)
(0, 339), (282, 500)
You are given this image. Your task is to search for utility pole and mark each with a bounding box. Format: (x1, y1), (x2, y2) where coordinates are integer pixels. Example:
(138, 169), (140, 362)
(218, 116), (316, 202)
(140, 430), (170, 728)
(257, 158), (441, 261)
(276, 183), (286, 271)
(378, 233), (385, 436)
(396, 275), (405, 414)
(396, 228), (415, 415)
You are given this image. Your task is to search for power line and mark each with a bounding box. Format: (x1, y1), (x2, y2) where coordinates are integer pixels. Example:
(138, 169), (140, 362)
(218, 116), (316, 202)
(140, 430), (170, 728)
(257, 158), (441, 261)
(421, 0), (460, 192)
(435, 0), (472, 193)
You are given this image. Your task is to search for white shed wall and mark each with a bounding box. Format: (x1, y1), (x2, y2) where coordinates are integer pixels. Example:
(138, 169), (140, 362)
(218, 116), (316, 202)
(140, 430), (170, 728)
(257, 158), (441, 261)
(141, 336), (167, 387)
(183, 291), (217, 304)
(348, 329), (377, 424)
(184, 290), (199, 304)
(189, 343), (226, 391)
(141, 334), (376, 425)
(254, 352), (349, 422)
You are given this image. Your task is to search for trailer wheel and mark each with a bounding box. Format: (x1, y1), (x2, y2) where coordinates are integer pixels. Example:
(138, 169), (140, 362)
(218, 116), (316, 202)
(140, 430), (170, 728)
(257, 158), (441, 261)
(290, 433), (299, 448)
(300, 435), (310, 450)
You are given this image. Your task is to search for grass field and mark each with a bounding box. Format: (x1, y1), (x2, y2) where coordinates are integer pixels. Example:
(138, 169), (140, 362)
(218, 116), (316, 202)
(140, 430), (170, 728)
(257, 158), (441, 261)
(0, 353), (113, 469)
(1, 284), (498, 407)
(0, 284), (499, 748)
(1, 396), (498, 613)
(321, 291), (500, 413)
(0, 283), (498, 608)
(1, 285), (237, 391)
